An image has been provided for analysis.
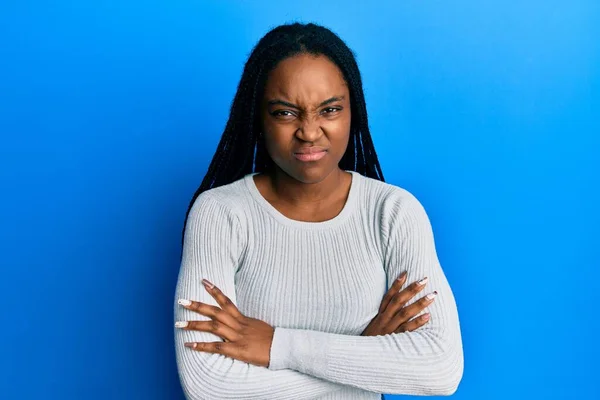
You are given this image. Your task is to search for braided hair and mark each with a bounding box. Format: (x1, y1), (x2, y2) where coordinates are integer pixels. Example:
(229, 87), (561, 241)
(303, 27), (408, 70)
(181, 22), (385, 247)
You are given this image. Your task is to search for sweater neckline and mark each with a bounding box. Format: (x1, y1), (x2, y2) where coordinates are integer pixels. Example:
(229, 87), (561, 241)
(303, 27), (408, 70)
(244, 170), (360, 229)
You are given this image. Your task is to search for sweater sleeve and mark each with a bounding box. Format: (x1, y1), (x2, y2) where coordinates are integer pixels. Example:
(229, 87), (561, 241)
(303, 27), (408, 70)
(174, 193), (348, 400)
(267, 189), (464, 396)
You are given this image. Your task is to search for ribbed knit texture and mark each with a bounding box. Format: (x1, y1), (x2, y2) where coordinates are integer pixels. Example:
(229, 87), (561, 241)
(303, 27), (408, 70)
(174, 170), (464, 399)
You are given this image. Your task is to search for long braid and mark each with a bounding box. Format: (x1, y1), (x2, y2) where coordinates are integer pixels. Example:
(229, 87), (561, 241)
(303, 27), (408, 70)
(181, 22), (386, 249)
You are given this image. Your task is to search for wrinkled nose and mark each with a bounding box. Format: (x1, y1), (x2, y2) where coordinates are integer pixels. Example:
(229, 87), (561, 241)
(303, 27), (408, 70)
(296, 119), (323, 142)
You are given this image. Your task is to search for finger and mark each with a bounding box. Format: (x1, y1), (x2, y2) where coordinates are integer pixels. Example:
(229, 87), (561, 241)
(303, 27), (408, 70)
(379, 271), (408, 314)
(176, 320), (240, 342)
(178, 298), (221, 315)
(202, 279), (245, 320)
(177, 298), (241, 329)
(391, 291), (437, 327)
(383, 277), (429, 317)
(394, 313), (431, 333)
(184, 341), (236, 358)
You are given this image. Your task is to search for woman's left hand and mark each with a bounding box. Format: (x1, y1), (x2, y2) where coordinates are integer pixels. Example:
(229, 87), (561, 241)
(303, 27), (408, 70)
(175, 279), (275, 368)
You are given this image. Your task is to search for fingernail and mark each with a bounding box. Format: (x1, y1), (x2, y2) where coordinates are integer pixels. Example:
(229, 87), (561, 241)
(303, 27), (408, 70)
(426, 291), (438, 300)
(418, 277), (428, 285)
(202, 279), (214, 289)
(423, 313), (430, 320)
(178, 299), (191, 306)
(175, 321), (188, 328)
(397, 271), (407, 281)
(184, 342), (196, 349)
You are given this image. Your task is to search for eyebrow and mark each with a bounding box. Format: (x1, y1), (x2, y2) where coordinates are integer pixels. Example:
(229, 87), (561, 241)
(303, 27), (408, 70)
(267, 95), (345, 109)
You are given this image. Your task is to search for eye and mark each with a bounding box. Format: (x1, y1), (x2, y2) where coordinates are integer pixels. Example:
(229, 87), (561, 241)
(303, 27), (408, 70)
(271, 110), (295, 118)
(321, 107), (342, 115)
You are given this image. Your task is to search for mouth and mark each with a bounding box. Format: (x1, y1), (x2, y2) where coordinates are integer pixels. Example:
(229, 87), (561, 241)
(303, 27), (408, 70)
(294, 147), (327, 162)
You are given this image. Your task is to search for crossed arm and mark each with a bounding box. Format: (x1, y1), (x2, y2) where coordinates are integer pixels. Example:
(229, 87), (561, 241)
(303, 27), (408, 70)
(173, 191), (464, 399)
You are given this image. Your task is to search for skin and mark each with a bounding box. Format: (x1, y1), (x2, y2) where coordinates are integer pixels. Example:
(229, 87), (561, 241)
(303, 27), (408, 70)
(254, 53), (353, 222)
(175, 54), (436, 367)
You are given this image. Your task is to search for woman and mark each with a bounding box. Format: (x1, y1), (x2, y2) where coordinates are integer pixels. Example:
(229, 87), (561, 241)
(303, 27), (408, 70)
(173, 22), (464, 399)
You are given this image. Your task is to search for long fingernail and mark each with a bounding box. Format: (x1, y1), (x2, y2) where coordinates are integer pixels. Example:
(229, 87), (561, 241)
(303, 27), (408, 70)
(418, 277), (428, 285)
(397, 271), (407, 281)
(175, 321), (188, 328)
(178, 299), (191, 306)
(202, 279), (214, 289)
(426, 291), (438, 300)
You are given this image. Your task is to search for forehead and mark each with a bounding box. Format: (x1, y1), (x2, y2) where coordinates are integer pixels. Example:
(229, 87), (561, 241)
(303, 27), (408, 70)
(264, 54), (348, 100)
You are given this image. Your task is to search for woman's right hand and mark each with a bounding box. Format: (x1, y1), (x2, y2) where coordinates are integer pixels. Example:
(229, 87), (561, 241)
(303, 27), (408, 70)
(361, 271), (437, 336)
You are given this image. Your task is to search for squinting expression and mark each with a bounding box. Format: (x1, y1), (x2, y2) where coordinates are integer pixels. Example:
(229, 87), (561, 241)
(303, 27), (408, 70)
(260, 53), (351, 183)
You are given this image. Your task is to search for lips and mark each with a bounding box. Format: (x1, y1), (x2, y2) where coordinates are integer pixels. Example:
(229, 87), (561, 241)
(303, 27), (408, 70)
(293, 147), (328, 162)
(294, 146), (328, 154)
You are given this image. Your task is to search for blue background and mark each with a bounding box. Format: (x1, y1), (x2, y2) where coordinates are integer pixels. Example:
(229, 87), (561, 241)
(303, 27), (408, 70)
(1, 1), (598, 399)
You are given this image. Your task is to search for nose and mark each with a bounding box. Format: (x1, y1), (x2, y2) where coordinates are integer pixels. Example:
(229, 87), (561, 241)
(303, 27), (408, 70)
(295, 119), (323, 142)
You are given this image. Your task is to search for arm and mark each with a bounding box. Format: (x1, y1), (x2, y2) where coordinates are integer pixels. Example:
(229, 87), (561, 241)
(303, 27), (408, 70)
(174, 193), (348, 400)
(267, 189), (464, 396)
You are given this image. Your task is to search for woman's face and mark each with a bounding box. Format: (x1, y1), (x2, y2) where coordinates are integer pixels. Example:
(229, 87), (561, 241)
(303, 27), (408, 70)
(260, 53), (351, 183)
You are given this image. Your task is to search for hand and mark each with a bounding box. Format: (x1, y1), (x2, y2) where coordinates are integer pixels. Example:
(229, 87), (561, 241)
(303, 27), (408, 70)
(361, 271), (437, 336)
(175, 279), (275, 368)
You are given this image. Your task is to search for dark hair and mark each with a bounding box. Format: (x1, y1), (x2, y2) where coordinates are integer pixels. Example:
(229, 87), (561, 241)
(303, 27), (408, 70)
(181, 22), (385, 247)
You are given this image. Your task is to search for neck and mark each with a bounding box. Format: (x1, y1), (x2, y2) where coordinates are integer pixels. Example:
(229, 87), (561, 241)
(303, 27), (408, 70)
(267, 167), (347, 207)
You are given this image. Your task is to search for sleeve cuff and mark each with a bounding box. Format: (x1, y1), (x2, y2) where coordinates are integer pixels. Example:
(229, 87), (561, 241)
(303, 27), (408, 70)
(268, 326), (292, 370)
(268, 327), (329, 373)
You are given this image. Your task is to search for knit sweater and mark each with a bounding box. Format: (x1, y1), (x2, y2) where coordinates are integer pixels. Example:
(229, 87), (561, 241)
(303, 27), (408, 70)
(173, 170), (464, 399)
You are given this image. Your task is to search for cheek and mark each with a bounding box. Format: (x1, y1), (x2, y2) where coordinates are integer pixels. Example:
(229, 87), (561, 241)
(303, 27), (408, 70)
(329, 118), (352, 150)
(262, 132), (290, 163)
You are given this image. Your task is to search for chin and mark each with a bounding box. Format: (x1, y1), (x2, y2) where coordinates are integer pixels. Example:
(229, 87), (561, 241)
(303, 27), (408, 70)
(282, 164), (339, 184)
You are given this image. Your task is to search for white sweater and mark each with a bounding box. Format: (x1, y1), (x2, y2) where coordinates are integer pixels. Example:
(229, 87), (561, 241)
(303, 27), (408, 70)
(174, 170), (464, 399)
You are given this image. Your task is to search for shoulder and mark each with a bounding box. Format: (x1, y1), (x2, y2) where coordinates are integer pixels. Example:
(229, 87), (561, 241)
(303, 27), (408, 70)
(358, 173), (424, 216)
(182, 177), (249, 257)
(356, 173), (431, 235)
(186, 175), (249, 227)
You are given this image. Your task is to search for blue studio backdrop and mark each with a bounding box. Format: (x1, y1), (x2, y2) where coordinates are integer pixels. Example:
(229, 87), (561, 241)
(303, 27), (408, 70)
(1, 1), (598, 399)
